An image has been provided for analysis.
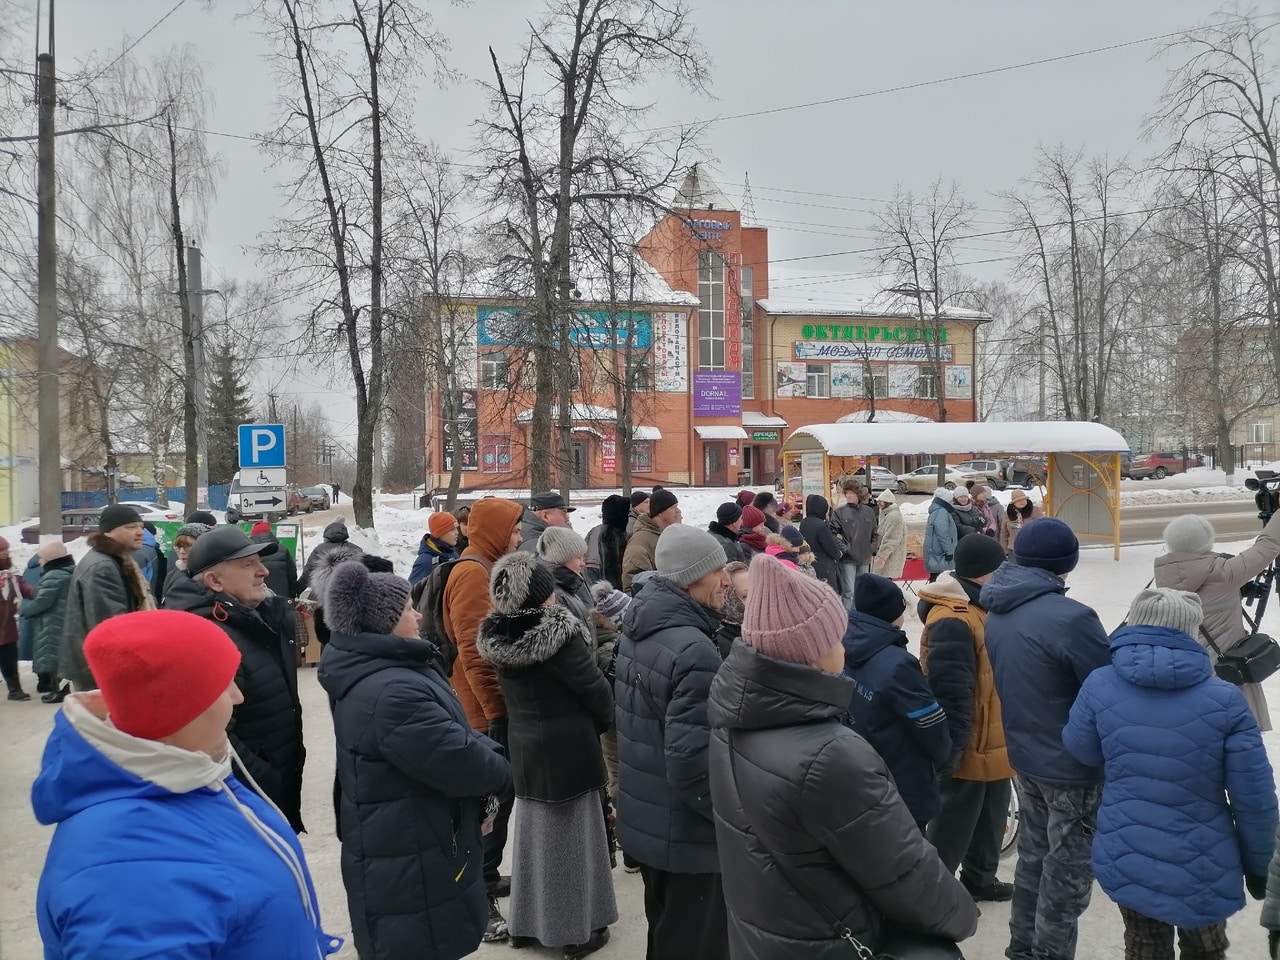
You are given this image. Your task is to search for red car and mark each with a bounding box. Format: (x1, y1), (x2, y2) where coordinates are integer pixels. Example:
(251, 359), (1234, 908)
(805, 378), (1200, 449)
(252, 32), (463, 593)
(1128, 451), (1201, 480)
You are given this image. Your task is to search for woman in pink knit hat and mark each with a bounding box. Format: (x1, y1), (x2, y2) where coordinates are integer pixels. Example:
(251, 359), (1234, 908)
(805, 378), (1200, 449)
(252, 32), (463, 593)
(707, 553), (978, 959)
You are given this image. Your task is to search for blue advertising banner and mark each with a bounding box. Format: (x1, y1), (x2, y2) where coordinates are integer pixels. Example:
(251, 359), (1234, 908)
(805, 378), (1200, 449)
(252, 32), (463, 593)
(477, 306), (652, 350)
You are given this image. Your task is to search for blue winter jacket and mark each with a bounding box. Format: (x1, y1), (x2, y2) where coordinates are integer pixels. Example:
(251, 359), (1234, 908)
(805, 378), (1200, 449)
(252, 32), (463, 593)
(1063, 624), (1277, 928)
(842, 611), (951, 822)
(981, 563), (1110, 785)
(924, 498), (959, 574)
(18, 553), (42, 660)
(33, 695), (341, 960)
(409, 534), (458, 585)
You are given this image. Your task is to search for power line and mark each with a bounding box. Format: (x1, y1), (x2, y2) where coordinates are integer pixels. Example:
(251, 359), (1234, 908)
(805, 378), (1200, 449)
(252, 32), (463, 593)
(66, 0), (188, 103)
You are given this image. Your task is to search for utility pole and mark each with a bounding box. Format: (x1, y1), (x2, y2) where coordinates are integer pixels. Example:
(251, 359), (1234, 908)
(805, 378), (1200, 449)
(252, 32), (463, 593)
(36, 50), (61, 540)
(268, 392), (279, 423)
(187, 245), (211, 508)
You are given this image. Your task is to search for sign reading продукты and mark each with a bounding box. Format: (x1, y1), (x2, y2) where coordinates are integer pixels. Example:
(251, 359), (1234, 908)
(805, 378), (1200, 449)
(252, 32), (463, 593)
(238, 424), (287, 469)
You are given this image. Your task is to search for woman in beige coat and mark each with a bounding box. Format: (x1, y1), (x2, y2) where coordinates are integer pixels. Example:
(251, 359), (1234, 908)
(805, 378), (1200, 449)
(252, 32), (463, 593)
(999, 489), (1044, 555)
(1154, 512), (1280, 731)
(871, 490), (907, 579)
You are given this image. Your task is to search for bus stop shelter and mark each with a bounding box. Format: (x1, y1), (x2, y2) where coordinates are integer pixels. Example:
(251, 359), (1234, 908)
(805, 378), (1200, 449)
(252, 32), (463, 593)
(781, 421), (1131, 559)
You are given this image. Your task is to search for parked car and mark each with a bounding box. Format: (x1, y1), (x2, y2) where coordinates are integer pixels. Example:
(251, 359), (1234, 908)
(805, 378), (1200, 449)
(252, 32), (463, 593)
(896, 464), (980, 494)
(845, 465), (899, 494)
(299, 484), (331, 511)
(1120, 453), (1134, 479)
(285, 487), (311, 515)
(21, 508), (103, 545)
(953, 459), (1008, 489)
(1128, 451), (1197, 480)
(116, 501), (183, 522)
(999, 458), (1048, 488)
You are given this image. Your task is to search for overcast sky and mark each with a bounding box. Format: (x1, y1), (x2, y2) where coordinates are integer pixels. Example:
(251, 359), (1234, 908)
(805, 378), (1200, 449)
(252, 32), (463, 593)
(11, 0), (1257, 441)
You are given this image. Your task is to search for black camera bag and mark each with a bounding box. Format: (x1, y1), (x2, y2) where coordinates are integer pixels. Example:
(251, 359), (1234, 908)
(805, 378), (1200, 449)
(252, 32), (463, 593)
(1201, 626), (1280, 686)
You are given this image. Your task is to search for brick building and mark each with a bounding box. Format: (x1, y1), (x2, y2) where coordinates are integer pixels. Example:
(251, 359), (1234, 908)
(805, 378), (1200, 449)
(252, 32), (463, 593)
(426, 167), (988, 491)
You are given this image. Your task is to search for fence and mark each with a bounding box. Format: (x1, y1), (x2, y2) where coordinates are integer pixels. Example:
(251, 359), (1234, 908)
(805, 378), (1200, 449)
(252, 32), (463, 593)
(61, 485), (231, 511)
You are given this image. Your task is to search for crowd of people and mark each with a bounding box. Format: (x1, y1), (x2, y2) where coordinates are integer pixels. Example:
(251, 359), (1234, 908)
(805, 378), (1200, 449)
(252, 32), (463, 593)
(15, 484), (1280, 960)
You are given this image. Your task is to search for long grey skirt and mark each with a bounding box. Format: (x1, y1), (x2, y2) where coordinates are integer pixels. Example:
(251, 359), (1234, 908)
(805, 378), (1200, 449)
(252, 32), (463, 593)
(507, 791), (619, 946)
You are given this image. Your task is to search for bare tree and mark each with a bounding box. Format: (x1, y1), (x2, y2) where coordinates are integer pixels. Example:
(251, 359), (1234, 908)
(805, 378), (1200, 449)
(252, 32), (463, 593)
(478, 0), (707, 494)
(253, 0), (449, 527)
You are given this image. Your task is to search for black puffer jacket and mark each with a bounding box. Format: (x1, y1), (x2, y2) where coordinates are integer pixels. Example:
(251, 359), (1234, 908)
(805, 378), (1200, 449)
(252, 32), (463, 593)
(708, 642), (979, 959)
(163, 575), (306, 831)
(614, 576), (723, 873)
(596, 494), (631, 590)
(319, 629), (511, 960)
(477, 603), (612, 802)
(799, 496), (843, 591)
(707, 521), (748, 563)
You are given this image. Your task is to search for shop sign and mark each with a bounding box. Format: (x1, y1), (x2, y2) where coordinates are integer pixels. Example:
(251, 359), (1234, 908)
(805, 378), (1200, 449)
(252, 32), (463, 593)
(794, 341), (953, 363)
(724, 252), (743, 370)
(689, 217), (734, 241)
(477, 306), (652, 350)
(601, 433), (617, 474)
(751, 430), (779, 442)
(799, 323), (947, 343)
(945, 365), (973, 399)
(442, 390), (479, 472)
(800, 452), (826, 500)
(693, 371), (742, 417)
(653, 311), (689, 392)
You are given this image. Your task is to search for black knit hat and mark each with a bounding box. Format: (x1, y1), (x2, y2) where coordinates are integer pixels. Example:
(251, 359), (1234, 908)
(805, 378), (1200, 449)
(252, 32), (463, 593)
(854, 572), (907, 624)
(649, 488), (679, 518)
(630, 490), (650, 509)
(954, 534), (1007, 579)
(99, 504), (143, 533)
(716, 501), (743, 525)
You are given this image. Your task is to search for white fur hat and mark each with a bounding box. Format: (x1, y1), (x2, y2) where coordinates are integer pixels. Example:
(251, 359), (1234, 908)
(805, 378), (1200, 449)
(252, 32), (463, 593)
(1162, 515), (1215, 556)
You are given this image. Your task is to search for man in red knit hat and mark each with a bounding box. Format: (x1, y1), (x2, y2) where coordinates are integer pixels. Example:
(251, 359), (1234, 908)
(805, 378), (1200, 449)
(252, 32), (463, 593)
(33, 609), (341, 958)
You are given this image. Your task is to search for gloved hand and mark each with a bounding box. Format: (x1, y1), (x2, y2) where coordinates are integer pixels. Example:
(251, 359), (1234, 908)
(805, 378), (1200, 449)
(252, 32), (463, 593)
(1246, 873), (1268, 901)
(487, 716), (509, 749)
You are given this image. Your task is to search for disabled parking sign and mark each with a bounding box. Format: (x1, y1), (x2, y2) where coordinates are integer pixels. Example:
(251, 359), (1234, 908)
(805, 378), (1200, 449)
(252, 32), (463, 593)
(238, 424), (287, 469)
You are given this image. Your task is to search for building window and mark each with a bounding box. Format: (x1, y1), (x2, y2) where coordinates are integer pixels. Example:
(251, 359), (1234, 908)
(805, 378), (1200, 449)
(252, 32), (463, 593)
(628, 353), (652, 393)
(916, 366), (939, 400)
(480, 354), (509, 389)
(697, 250), (725, 369)
(1251, 420), (1274, 444)
(865, 369), (889, 400)
(630, 440), (653, 472)
(481, 435), (512, 474)
(740, 266), (754, 398)
(806, 363), (830, 399)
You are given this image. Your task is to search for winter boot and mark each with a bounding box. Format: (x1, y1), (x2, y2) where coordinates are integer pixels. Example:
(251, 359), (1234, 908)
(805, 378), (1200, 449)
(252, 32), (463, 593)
(4, 673), (29, 701)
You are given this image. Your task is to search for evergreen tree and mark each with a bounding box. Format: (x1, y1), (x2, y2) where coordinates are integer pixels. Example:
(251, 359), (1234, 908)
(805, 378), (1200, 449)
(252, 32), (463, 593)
(205, 340), (254, 484)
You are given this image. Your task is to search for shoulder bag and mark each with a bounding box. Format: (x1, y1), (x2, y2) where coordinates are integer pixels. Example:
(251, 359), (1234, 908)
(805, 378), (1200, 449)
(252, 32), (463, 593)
(726, 733), (963, 960)
(1200, 624), (1280, 686)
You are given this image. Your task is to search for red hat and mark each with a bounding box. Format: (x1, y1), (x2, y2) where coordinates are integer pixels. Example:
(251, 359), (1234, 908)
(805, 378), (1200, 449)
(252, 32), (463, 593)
(735, 489), (755, 507)
(250, 521), (271, 536)
(427, 511), (458, 538)
(741, 505), (767, 530)
(84, 610), (242, 740)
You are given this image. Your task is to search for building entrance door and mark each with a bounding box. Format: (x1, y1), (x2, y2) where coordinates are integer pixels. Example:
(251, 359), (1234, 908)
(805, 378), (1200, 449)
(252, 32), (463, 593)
(704, 442), (727, 486)
(756, 445), (779, 485)
(571, 440), (589, 488)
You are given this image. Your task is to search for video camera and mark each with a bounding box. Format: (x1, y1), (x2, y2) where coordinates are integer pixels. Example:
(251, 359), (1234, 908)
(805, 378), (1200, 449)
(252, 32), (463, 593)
(1244, 471), (1280, 524)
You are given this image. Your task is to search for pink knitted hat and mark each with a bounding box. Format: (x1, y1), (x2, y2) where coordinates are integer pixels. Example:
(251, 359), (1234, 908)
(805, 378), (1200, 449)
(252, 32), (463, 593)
(742, 553), (848, 665)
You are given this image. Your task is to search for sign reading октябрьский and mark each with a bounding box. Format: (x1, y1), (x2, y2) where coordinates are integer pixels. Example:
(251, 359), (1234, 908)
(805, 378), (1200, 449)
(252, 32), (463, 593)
(799, 323), (948, 343)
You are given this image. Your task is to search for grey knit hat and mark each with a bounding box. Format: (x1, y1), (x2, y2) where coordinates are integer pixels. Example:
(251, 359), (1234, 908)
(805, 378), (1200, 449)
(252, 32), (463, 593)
(537, 526), (588, 567)
(1163, 515), (1215, 556)
(1126, 587), (1204, 638)
(324, 560), (412, 636)
(655, 525), (727, 589)
(591, 579), (632, 623)
(489, 551), (556, 614)
(175, 522), (212, 543)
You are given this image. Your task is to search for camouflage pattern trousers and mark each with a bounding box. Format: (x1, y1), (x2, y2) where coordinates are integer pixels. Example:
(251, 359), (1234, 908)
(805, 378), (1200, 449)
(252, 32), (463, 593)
(1006, 775), (1101, 960)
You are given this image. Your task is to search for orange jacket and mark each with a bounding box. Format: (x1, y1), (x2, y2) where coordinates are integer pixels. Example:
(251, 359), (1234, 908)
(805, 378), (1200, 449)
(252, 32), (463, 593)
(443, 498), (523, 729)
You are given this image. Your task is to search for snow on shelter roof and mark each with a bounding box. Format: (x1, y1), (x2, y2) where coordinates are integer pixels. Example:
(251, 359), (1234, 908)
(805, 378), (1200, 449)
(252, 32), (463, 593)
(785, 421), (1130, 458)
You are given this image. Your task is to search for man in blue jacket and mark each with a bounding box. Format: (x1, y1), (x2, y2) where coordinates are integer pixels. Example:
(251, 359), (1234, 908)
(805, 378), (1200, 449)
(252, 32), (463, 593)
(34, 609), (341, 959)
(981, 517), (1110, 960)
(1064, 587), (1276, 959)
(924, 488), (960, 582)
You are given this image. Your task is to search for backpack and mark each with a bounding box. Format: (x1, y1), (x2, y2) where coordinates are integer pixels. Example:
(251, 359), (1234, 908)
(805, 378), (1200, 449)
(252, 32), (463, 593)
(410, 555), (489, 677)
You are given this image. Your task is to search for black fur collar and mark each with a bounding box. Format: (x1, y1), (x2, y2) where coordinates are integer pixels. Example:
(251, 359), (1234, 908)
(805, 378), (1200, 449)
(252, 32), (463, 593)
(477, 604), (589, 669)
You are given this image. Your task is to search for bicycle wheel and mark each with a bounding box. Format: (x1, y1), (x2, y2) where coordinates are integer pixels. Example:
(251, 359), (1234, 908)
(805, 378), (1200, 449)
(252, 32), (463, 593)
(1001, 781), (1021, 857)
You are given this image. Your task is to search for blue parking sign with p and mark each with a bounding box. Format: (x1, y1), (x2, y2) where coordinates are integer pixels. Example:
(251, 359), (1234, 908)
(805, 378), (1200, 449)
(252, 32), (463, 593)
(238, 424), (286, 469)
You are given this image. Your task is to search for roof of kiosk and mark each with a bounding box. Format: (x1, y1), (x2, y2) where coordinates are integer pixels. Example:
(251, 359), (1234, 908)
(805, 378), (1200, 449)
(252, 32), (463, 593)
(784, 421), (1130, 458)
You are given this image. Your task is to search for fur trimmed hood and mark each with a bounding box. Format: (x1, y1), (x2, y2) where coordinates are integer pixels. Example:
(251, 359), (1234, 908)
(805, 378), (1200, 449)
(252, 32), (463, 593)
(477, 603), (589, 669)
(309, 542), (364, 605)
